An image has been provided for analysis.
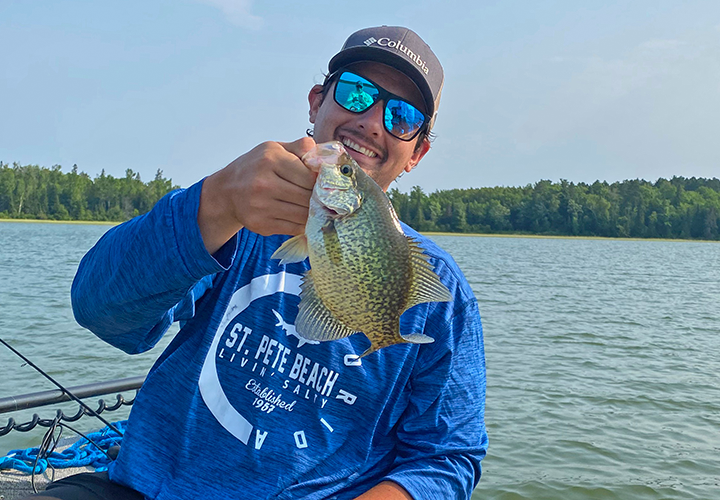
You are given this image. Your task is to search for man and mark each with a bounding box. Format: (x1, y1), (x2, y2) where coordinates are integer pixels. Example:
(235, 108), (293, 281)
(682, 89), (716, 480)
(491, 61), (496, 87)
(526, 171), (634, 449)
(33, 25), (487, 500)
(344, 81), (375, 112)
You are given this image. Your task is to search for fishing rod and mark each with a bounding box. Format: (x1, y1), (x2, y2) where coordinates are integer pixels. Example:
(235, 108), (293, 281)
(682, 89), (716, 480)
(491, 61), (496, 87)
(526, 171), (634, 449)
(0, 337), (123, 437)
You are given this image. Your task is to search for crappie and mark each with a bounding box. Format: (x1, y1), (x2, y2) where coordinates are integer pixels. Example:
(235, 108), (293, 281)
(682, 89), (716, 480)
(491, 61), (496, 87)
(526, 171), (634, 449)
(271, 141), (452, 357)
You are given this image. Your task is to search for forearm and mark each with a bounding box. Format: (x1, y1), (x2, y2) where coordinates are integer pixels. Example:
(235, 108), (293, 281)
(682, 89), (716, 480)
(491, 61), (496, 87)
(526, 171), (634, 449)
(354, 481), (413, 500)
(72, 181), (234, 353)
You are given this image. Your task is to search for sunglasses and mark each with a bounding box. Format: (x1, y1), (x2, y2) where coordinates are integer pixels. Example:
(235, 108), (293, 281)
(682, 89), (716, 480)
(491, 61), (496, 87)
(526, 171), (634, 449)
(331, 69), (429, 141)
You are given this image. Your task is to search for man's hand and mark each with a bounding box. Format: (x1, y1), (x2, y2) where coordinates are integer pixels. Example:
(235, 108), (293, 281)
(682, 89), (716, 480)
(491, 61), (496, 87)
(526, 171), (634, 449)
(354, 481), (413, 500)
(198, 138), (317, 254)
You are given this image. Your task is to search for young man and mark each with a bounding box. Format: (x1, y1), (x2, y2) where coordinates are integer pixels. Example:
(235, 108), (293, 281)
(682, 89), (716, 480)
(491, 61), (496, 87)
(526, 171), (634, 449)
(344, 81), (375, 112)
(37, 26), (487, 500)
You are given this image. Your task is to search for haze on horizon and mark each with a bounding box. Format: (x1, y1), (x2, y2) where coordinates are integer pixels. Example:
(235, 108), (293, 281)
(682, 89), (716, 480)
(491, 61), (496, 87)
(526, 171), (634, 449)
(1, 0), (718, 193)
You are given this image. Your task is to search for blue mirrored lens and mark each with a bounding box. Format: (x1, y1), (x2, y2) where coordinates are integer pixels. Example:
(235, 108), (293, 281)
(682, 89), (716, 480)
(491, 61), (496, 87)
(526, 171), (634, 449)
(385, 99), (425, 140)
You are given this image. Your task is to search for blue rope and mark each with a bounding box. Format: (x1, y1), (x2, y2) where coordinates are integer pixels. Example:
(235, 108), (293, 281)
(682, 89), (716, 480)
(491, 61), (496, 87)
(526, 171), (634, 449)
(0, 420), (126, 474)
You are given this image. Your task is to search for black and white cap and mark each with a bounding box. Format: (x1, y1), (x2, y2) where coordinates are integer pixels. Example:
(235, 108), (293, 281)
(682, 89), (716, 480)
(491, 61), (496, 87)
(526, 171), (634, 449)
(328, 26), (444, 130)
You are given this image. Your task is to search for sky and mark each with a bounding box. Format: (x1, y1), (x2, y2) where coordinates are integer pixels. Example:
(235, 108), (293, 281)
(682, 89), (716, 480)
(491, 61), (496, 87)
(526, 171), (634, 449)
(1, 0), (719, 193)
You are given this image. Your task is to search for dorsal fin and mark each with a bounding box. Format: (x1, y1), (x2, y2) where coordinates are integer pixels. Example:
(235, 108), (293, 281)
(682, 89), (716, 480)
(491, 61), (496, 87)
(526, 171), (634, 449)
(295, 270), (358, 341)
(404, 237), (453, 311)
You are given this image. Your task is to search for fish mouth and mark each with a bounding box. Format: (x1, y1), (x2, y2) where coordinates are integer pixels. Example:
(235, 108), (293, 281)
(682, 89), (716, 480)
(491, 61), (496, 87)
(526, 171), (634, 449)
(322, 205), (342, 217)
(320, 183), (350, 195)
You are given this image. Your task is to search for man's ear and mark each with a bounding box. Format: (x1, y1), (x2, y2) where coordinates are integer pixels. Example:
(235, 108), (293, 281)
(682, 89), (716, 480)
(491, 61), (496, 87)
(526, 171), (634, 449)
(308, 85), (324, 124)
(405, 138), (431, 173)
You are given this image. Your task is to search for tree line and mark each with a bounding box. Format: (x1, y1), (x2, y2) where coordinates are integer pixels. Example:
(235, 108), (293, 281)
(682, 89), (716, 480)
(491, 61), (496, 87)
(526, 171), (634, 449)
(0, 162), (177, 221)
(389, 177), (720, 240)
(2, 162), (719, 240)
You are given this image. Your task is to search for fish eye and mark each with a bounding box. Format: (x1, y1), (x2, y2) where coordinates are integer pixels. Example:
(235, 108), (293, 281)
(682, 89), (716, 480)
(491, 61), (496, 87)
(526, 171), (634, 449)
(340, 164), (353, 176)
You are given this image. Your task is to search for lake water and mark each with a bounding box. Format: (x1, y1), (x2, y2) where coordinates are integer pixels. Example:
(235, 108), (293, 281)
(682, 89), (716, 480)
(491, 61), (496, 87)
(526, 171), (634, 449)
(1, 222), (719, 499)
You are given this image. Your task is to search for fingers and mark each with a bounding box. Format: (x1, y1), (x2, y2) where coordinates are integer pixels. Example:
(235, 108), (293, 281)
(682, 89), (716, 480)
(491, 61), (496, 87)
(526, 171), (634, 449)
(273, 180), (313, 209)
(268, 200), (310, 228)
(242, 201), (309, 237)
(279, 137), (316, 160)
(276, 138), (318, 190)
(267, 219), (306, 237)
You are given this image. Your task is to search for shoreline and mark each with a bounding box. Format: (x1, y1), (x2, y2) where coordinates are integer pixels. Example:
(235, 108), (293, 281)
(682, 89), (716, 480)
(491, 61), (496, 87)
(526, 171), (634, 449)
(1, 219), (716, 243)
(422, 231), (719, 243)
(0, 219), (117, 226)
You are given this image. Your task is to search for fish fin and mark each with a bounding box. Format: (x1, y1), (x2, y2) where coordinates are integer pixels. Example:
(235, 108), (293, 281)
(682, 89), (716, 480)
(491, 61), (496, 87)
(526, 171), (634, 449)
(322, 220), (343, 266)
(400, 333), (435, 344)
(386, 197), (404, 233)
(359, 345), (376, 358)
(404, 238), (453, 310)
(271, 234), (309, 264)
(358, 333), (433, 358)
(295, 270), (357, 341)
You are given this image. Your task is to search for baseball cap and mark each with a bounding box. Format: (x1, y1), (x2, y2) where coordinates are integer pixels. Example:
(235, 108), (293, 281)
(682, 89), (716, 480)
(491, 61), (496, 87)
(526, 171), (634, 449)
(328, 26), (444, 129)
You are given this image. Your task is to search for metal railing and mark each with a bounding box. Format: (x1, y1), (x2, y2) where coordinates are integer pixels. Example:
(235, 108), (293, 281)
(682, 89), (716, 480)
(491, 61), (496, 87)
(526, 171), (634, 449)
(0, 377), (144, 437)
(0, 377), (145, 415)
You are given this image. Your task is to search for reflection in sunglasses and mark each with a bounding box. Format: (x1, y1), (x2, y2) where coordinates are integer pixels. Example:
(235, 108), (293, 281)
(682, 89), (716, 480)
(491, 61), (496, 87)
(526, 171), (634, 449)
(344, 81), (375, 112)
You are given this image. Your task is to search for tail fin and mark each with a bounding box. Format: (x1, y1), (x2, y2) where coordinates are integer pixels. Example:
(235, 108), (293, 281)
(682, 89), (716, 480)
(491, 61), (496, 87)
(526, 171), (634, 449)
(359, 333), (435, 358)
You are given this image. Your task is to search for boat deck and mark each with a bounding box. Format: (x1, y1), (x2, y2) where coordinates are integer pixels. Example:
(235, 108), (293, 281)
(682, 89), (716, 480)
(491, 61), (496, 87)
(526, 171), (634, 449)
(1, 462), (94, 499)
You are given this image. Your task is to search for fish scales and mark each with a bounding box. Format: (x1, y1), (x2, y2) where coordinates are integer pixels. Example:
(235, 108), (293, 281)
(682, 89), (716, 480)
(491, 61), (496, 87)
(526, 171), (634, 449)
(309, 192), (410, 338)
(272, 141), (452, 357)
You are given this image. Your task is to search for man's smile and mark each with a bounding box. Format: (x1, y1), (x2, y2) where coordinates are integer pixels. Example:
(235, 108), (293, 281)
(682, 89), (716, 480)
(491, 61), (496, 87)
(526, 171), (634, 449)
(340, 137), (378, 158)
(336, 133), (387, 169)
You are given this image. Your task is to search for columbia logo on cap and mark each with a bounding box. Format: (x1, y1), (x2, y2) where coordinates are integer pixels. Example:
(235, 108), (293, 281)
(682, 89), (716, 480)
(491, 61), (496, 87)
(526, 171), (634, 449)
(361, 36), (430, 75)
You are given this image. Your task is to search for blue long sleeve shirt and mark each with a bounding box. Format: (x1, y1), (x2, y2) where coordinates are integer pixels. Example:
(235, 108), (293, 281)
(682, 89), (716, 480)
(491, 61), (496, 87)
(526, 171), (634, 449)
(71, 179), (488, 499)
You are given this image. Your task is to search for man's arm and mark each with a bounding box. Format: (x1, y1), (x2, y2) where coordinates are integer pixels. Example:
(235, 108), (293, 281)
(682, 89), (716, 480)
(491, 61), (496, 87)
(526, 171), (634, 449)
(382, 294), (488, 499)
(71, 180), (233, 353)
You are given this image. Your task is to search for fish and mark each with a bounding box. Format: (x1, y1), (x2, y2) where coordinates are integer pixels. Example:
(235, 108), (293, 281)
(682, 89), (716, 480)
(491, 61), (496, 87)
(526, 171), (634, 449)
(271, 141), (452, 357)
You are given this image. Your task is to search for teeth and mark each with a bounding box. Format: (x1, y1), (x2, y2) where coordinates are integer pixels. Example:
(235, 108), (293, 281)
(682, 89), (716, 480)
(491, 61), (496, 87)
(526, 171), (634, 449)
(342, 138), (377, 158)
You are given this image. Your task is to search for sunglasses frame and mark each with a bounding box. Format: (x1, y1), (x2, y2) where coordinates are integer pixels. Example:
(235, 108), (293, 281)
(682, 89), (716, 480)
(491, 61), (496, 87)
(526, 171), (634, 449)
(329, 68), (430, 142)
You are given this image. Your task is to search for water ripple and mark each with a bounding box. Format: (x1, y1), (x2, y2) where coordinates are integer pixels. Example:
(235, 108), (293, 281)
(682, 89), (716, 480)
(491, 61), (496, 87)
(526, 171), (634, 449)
(426, 235), (720, 500)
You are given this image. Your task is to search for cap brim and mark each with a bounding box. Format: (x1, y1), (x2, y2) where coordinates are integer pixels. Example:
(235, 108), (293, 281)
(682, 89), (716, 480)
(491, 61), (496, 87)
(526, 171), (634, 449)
(329, 46), (435, 119)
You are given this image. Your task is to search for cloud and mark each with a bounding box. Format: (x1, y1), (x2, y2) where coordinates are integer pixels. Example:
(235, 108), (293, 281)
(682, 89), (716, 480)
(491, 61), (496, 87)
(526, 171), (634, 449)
(513, 36), (720, 169)
(528, 39), (699, 127)
(196, 0), (263, 29)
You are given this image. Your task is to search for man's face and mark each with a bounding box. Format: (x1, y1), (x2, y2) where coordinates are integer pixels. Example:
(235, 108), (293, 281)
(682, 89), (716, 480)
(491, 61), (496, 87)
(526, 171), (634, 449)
(308, 61), (430, 191)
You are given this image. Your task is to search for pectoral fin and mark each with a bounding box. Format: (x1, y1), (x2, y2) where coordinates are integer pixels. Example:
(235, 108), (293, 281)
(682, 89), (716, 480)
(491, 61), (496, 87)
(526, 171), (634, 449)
(271, 234), (309, 264)
(404, 237), (453, 311)
(321, 220), (343, 266)
(295, 270), (357, 341)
